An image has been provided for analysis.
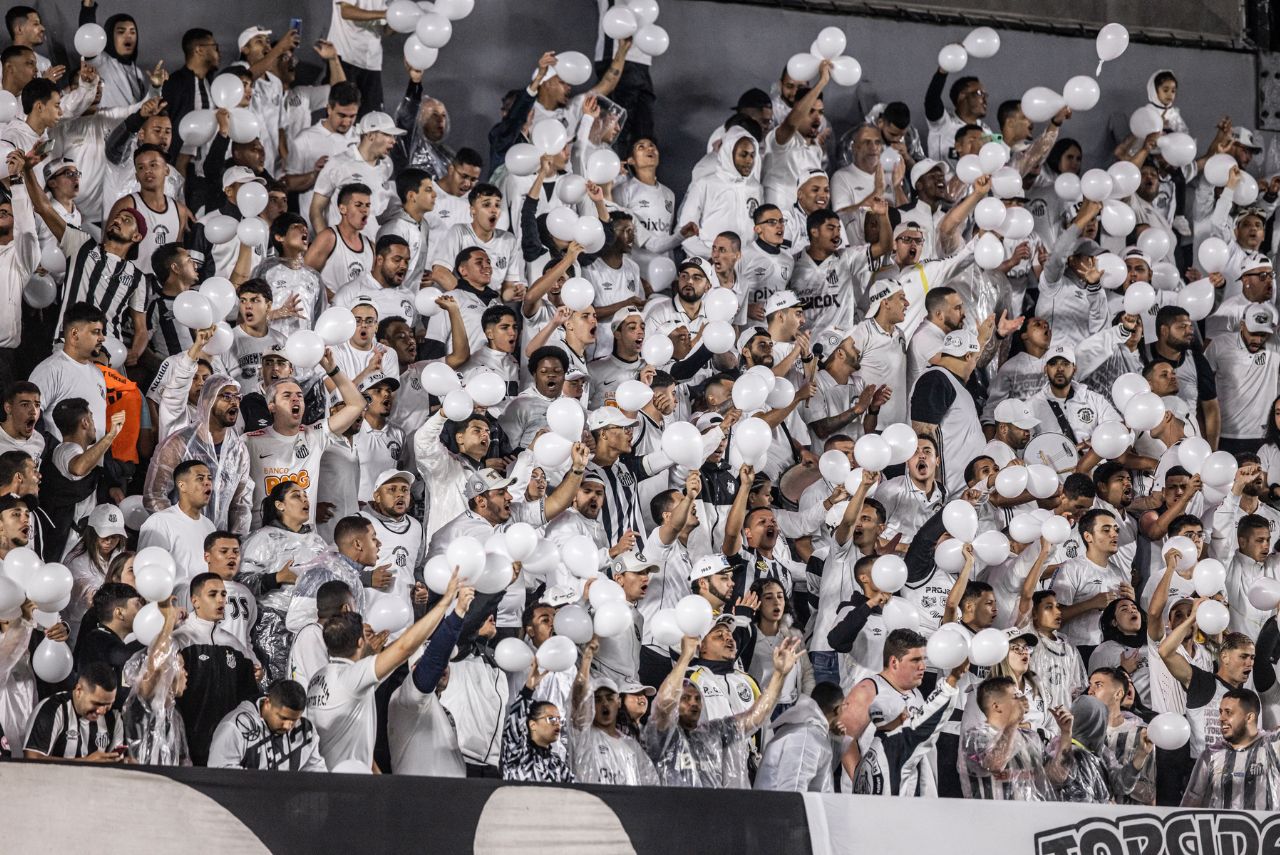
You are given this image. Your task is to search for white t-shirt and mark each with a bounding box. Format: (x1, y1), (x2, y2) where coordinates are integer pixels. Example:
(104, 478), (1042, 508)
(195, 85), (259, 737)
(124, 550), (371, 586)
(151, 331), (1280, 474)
(52, 442), (97, 524)
(325, 0), (387, 71)
(245, 423), (340, 527)
(31, 350), (107, 440)
(289, 622), (331, 696)
(430, 223), (522, 285)
(137, 505), (216, 583)
(290, 122), (357, 229)
(307, 656), (381, 770)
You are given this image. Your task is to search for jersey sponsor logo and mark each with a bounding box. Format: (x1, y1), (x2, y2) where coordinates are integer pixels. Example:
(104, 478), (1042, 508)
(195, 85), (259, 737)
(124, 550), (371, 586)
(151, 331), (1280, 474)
(800, 293), (842, 312)
(265, 469), (312, 492)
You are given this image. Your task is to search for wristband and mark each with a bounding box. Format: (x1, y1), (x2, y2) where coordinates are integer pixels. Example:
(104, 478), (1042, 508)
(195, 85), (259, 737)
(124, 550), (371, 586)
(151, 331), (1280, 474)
(571, 468), (585, 476)
(326, 366), (340, 378)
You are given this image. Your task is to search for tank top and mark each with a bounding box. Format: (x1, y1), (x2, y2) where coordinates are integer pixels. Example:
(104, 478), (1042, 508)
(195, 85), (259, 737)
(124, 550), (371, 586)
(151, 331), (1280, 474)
(129, 192), (181, 282)
(853, 674), (929, 796)
(319, 227), (373, 295)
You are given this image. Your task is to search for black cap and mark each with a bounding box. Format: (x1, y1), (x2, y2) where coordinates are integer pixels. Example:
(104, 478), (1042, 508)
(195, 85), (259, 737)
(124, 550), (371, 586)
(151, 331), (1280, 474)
(734, 88), (772, 112)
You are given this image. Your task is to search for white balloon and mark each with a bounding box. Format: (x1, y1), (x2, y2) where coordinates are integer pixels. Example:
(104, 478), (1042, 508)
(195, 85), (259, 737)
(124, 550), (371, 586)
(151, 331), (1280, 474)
(1137, 228), (1172, 262)
(555, 174), (588, 205)
(228, 109), (262, 144)
(973, 530), (1011, 565)
(955, 155), (984, 185)
(477, 557), (514, 596)
(1009, 513), (1043, 544)
(1123, 282), (1156, 315)
(1097, 253), (1127, 290)
(937, 44), (968, 73)
(1090, 421), (1133, 459)
(786, 53), (820, 84)
(1200, 451), (1239, 488)
(819, 450), (852, 485)
(403, 36), (439, 71)
(26, 563), (73, 608)
(494, 637), (534, 672)
(365, 594), (413, 633)
(731, 372), (771, 412)
(24, 274), (56, 309)
(854, 434), (892, 472)
(179, 109), (217, 148)
(561, 535), (600, 579)
(1197, 237), (1231, 274)
(1177, 436), (1213, 474)
(314, 307), (357, 347)
(1080, 169), (1114, 202)
(995, 465), (1030, 498)
(1204, 153), (1238, 188)
(991, 167), (1023, 199)
(1108, 161), (1142, 198)
(1178, 280), (1215, 322)
(1111, 373), (1150, 411)
(203, 214), (238, 245)
(882, 423), (919, 465)
(236, 217), (267, 247)
(1152, 261), (1181, 291)
(962, 27), (1001, 58)
(434, 0), (475, 20)
(554, 51), (593, 86)
(32, 639), (73, 683)
(603, 5), (639, 39)
(1000, 207), (1034, 239)
(1196, 600), (1230, 635)
(703, 288), (738, 323)
(942, 499), (979, 542)
(882, 597), (921, 631)
(423, 555), (453, 594)
(927, 626), (970, 669)
(1020, 87), (1064, 123)
(734, 417), (773, 460)
(634, 24), (669, 57)
(830, 56), (862, 87)
(1096, 22), (1129, 63)
(1128, 105), (1162, 139)
(974, 232), (1006, 270)
(73, 23), (109, 58)
(236, 181), (269, 218)
(554, 604), (594, 643)
(1040, 515), (1072, 545)
(1248, 578), (1280, 611)
(628, 0), (660, 25)
(969, 627), (1010, 667)
(586, 149), (622, 185)
(284, 330), (325, 370)
(199, 277), (237, 321)
(978, 141), (1010, 174)
(560, 277), (595, 311)
(675, 595), (714, 637)
(504, 143), (540, 177)
(446, 537), (486, 582)
(385, 0), (423, 33)
(649, 608), (683, 648)
(871, 555), (907, 593)
(420, 362), (460, 396)
(701, 321), (735, 355)
(441, 389), (475, 420)
(531, 119), (568, 156)
(935, 539), (967, 572)
(645, 256), (676, 290)
(588, 577), (626, 607)
(1026, 464), (1060, 499)
(503, 523), (539, 563)
(173, 291), (215, 330)
(545, 206), (579, 242)
(1062, 75), (1100, 111)
(1054, 173), (1082, 202)
(133, 602), (165, 646)
(974, 197), (1007, 230)
(0, 576), (23, 619)
(766, 377), (796, 409)
(615, 379), (653, 412)
(465, 370), (507, 407)
(814, 26), (846, 59)
(536, 635), (579, 672)
(593, 600), (633, 638)
(1157, 133), (1197, 167)
(0, 91), (17, 124)
(134, 564), (176, 602)
(414, 12), (453, 47)
(1148, 712), (1191, 750)
(546, 398), (585, 441)
(661, 422), (704, 469)
(1124, 392), (1166, 432)
(573, 216), (606, 254)
(1234, 172), (1260, 206)
(1192, 559), (1228, 597)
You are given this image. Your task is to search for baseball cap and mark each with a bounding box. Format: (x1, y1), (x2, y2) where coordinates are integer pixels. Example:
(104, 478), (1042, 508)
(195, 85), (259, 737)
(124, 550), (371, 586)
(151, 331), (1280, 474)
(371, 469), (415, 493)
(764, 290), (800, 316)
(693, 412), (724, 432)
(540, 585), (580, 607)
(357, 111), (407, 137)
(677, 257), (715, 282)
(1161, 395), (1188, 423)
(119, 208), (147, 242)
(1122, 247), (1152, 268)
(1244, 302), (1279, 335)
(1070, 238), (1105, 258)
(262, 343), (290, 363)
(1004, 626), (1039, 648)
(1045, 343), (1076, 364)
(463, 467), (516, 500)
(580, 465), (607, 487)
(1232, 127), (1262, 152)
(866, 280), (906, 317)
(909, 158), (945, 188)
(938, 329), (980, 357)
(618, 679), (656, 697)
(735, 326), (768, 352)
(87, 504), (126, 538)
(566, 367), (589, 382)
(703, 612), (736, 638)
(994, 399), (1039, 430)
(609, 307), (644, 332)
(734, 88), (772, 111)
(1241, 251), (1273, 275)
(611, 549), (658, 576)
(891, 221), (925, 241)
(587, 406), (637, 431)
(359, 372), (400, 393)
(591, 676), (621, 694)
(43, 157), (77, 182)
(815, 327), (853, 359)
(236, 26), (271, 51)
(690, 553), (731, 582)
(222, 165), (266, 189)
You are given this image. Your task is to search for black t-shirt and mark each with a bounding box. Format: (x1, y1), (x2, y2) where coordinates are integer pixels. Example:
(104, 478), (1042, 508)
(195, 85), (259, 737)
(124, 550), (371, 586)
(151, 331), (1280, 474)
(73, 626), (144, 708)
(909, 370), (958, 424)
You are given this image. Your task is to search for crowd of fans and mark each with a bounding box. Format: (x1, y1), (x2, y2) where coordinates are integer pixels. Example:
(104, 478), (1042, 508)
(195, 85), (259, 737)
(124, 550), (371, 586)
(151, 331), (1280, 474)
(1, 0), (1280, 810)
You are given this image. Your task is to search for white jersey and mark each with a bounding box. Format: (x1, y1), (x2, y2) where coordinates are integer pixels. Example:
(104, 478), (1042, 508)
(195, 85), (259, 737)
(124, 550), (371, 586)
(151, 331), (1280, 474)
(219, 327), (287, 397)
(614, 177), (680, 256)
(425, 188), (471, 249)
(219, 579), (258, 656)
(851, 318), (908, 426)
(1205, 334), (1280, 440)
(314, 146), (394, 241)
(333, 273), (418, 326)
(377, 213), (431, 289)
(583, 257), (643, 358)
(430, 223), (522, 285)
(317, 227), (373, 296)
(738, 239), (795, 309)
(788, 247), (872, 335)
(289, 122), (357, 229)
(354, 420), (406, 503)
(307, 656), (380, 770)
(245, 423), (340, 528)
(360, 511), (423, 603)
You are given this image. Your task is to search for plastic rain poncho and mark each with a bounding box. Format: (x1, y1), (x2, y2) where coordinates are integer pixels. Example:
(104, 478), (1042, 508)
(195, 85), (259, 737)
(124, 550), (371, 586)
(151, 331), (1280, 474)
(754, 695), (835, 792)
(568, 689), (658, 786)
(143, 375), (252, 535)
(236, 523), (329, 682)
(1051, 696), (1147, 804)
(122, 640), (190, 766)
(396, 86), (455, 180)
(0, 616), (35, 757)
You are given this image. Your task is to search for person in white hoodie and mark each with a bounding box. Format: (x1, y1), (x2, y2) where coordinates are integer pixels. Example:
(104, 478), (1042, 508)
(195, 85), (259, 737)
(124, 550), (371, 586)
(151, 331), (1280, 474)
(677, 125), (761, 258)
(754, 682), (845, 792)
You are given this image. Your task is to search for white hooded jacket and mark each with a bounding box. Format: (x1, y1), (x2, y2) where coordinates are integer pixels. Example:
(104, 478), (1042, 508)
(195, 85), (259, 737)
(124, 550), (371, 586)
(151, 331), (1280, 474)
(677, 126), (762, 258)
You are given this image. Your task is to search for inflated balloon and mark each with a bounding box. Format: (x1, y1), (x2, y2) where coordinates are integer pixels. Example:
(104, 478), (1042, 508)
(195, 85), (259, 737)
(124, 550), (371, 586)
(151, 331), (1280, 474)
(1096, 253), (1127, 290)
(0, 90), (18, 124)
(1152, 262), (1181, 291)
(1111, 373), (1150, 411)
(854, 434), (892, 473)
(445, 536), (486, 583)
(830, 56), (862, 87)
(422, 555), (452, 595)
(1137, 228), (1172, 262)
(197, 277), (236, 322)
(1203, 153), (1237, 188)
(172, 291), (215, 330)
(699, 288), (736, 324)
(499, 524), (537, 564)
(504, 143), (540, 177)
(236, 217), (267, 247)
(554, 604), (594, 644)
(938, 44), (968, 73)
(614, 379), (653, 412)
(573, 216), (606, 253)
(1177, 437), (1212, 474)
(1000, 207), (1034, 240)
(644, 256), (677, 291)
(228, 109), (262, 144)
(969, 627), (1010, 667)
(814, 26), (846, 59)
(434, 0), (475, 20)
(1123, 282), (1156, 316)
(1108, 161), (1142, 198)
(1062, 75), (1100, 111)
(561, 535), (600, 579)
(942, 500), (978, 543)
(991, 167), (1023, 199)
(1040, 515), (1072, 545)
(441, 389), (475, 421)
(543, 399), (583, 442)
(31, 639), (73, 683)
(203, 214), (238, 246)
(1008, 513), (1042, 544)
(555, 174), (587, 205)
(818, 450), (852, 485)
(882, 423), (918, 465)
(1090, 421), (1132, 460)
(1026, 464), (1060, 499)
(554, 50), (593, 86)
(871, 555), (908, 593)
(1157, 133), (1197, 167)
(974, 197), (1006, 231)
(0, 575), (22, 620)
(765, 377), (796, 410)
(675, 595), (714, 637)
(585, 149), (622, 186)
(465, 370), (507, 407)
(24, 274), (56, 309)
(559, 277), (595, 312)
(882, 597), (920, 632)
(1234, 172), (1260, 206)
(366, 595), (413, 633)
(313, 307), (356, 347)
(1192, 559), (1228, 597)
(74, 23), (108, 58)
(419, 363), (460, 398)
(734, 417), (773, 460)
(1123, 392), (1166, 432)
(628, 0), (660, 25)
(927, 626), (970, 669)
(1080, 168), (1114, 202)
(1128, 106), (1162, 139)
(1054, 172), (1082, 202)
(282, 330), (324, 370)
(494, 637), (535, 673)
(100, 337), (126, 370)
(133, 564), (176, 602)
(995, 465), (1029, 498)
(133, 602), (165, 646)
(543, 207), (577, 244)
(1148, 712), (1191, 750)
(1020, 87), (1064, 123)
(786, 52), (820, 83)
(593, 600), (632, 638)
(946, 156), (980, 189)
(1096, 22), (1129, 65)
(731, 371), (771, 411)
(650, 608), (683, 648)
(661, 422), (704, 469)
(414, 12), (453, 47)
(963, 27), (1001, 58)
(403, 37), (439, 71)
(640, 335), (674, 367)
(235, 182), (268, 218)
(934, 539), (967, 572)
(210, 74), (245, 111)
(974, 232), (1006, 270)
(635, 24), (670, 56)
(588, 577), (626, 607)
(531, 119), (569, 157)
(536, 635), (579, 672)
(1200, 451), (1238, 488)
(1248, 578), (1280, 611)
(1196, 600), (1230, 635)
(973, 530), (1011, 565)
(386, 0), (423, 32)
(603, 5), (639, 38)
(532, 432), (571, 467)
(1196, 237), (1230, 274)
(1177, 280), (1214, 322)
(25, 562), (72, 609)
(178, 109), (217, 148)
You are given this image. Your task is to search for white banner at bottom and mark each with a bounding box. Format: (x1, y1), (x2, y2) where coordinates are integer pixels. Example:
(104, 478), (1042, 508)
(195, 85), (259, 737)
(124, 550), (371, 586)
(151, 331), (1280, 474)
(803, 793), (1280, 855)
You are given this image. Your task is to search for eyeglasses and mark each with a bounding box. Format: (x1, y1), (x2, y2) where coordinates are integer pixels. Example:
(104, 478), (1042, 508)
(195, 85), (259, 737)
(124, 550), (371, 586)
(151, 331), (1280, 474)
(1009, 642), (1030, 653)
(967, 89), (989, 99)
(217, 392), (242, 403)
(896, 236), (924, 246)
(1245, 271), (1275, 282)
(534, 715), (563, 725)
(354, 317), (378, 326)
(53, 170), (81, 180)
(757, 218), (784, 227)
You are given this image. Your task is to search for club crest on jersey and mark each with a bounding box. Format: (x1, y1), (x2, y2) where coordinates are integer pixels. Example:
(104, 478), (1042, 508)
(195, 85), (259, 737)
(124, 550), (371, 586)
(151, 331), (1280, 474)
(1063, 541), (1079, 558)
(1256, 353), (1268, 366)
(347, 262), (364, 279)
(226, 651), (238, 668)
(295, 443), (310, 460)
(393, 545), (410, 568)
(1077, 408), (1094, 424)
(737, 683), (753, 703)
(388, 441), (403, 458)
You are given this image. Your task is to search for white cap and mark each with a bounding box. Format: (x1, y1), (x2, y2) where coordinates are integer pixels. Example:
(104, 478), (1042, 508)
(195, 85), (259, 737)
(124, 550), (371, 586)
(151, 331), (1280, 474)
(866, 279), (906, 317)
(222, 166), (265, 189)
(764, 290), (800, 316)
(237, 27), (271, 51)
(587, 406), (637, 431)
(735, 326), (768, 352)
(1045, 343), (1076, 364)
(994, 399), (1039, 430)
(372, 469), (415, 493)
(938, 329), (980, 357)
(909, 158), (946, 188)
(357, 111), (407, 137)
(814, 327), (853, 358)
(689, 554), (731, 582)
(87, 504), (126, 538)
(1244, 302), (1279, 335)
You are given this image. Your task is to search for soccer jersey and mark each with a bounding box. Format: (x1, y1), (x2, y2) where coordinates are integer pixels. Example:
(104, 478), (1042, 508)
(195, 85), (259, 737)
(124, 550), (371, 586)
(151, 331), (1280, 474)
(245, 423), (339, 527)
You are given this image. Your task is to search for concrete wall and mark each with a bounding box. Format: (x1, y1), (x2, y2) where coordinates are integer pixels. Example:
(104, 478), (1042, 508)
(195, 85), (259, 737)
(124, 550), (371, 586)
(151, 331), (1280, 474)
(26, 0), (1259, 193)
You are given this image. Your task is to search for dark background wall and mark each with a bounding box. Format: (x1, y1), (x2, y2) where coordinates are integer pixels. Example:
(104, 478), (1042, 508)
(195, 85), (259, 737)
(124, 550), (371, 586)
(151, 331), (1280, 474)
(24, 0), (1261, 194)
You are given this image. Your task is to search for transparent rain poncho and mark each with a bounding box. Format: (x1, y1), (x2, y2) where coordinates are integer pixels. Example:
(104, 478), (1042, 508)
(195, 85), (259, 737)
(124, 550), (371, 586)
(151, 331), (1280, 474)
(122, 639), (190, 766)
(568, 689), (658, 786)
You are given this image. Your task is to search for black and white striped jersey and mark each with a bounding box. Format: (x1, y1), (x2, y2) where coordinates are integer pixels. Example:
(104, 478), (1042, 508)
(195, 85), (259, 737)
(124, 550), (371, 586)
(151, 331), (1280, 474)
(24, 691), (124, 759)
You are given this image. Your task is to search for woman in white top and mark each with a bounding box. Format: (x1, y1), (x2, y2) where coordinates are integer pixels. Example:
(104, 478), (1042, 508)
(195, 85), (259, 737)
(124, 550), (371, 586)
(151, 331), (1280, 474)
(1260, 394), (1280, 499)
(991, 629), (1058, 742)
(63, 508), (127, 645)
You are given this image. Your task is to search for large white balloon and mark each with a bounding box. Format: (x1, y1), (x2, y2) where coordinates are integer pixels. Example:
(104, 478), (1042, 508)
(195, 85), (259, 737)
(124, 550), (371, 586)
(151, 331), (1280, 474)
(974, 197), (1007, 231)
(414, 12), (453, 47)
(969, 627), (1010, 667)
(1157, 133), (1197, 167)
(203, 214), (238, 245)
(615, 380), (653, 412)
(546, 398), (585, 441)
(494, 637), (534, 673)
(882, 597), (921, 631)
(1040, 515), (1072, 545)
(553, 604), (594, 644)
(995, 465), (1029, 498)
(385, 0), (423, 33)
(942, 500), (978, 542)
(814, 26), (846, 59)
(314, 307), (357, 346)
(962, 27), (1001, 58)
(173, 291), (215, 330)
(1000, 207), (1034, 240)
(830, 56), (862, 87)
(446, 536), (486, 582)
(882, 423), (919, 465)
(1020, 87), (1064, 123)
(1137, 228), (1172, 262)
(133, 602), (165, 646)
(560, 277), (595, 311)
(465, 370), (507, 407)
(1248, 578), (1280, 611)
(366, 594), (413, 633)
(1123, 282), (1156, 316)
(536, 635), (579, 672)
(1197, 237), (1230, 274)
(1196, 600), (1230, 635)
(134, 563), (176, 602)
(585, 149), (622, 185)
(284, 330), (325, 370)
(818, 450), (852, 485)
(593, 600), (633, 637)
(661, 422), (704, 469)
(934, 539), (967, 572)
(1203, 153), (1237, 188)
(1080, 169), (1114, 202)
(1148, 712), (1191, 750)
(403, 37), (439, 71)
(1102, 200), (1136, 236)
(228, 109), (262, 144)
(701, 320), (735, 355)
(854, 434), (892, 472)
(731, 372), (771, 412)
(1123, 392), (1166, 432)
(603, 5), (639, 39)
(73, 23), (109, 58)
(991, 167), (1023, 200)
(927, 626), (970, 669)
(423, 556), (453, 594)
(955, 154), (984, 185)
(675, 595), (714, 637)
(32, 639), (73, 682)
(1200, 451), (1238, 488)
(235, 217), (267, 247)
(24, 274), (56, 310)
(1090, 421), (1133, 460)
(1128, 106), (1162, 139)
(628, 0), (661, 25)
(531, 119), (569, 156)
(504, 143), (540, 177)
(573, 216), (606, 253)
(1054, 172), (1082, 202)
(1192, 559), (1228, 597)
(1178, 280), (1215, 322)
(1096, 22), (1130, 64)
(179, 110), (217, 148)
(937, 44), (968, 73)
(434, 0), (475, 20)
(634, 24), (670, 57)
(561, 535), (600, 579)
(974, 232), (1006, 270)
(1177, 437), (1213, 474)
(1096, 253), (1127, 290)
(0, 576), (23, 619)
(871, 555), (907, 593)
(1062, 75), (1100, 111)
(973, 530), (1011, 565)
(734, 417), (773, 460)
(554, 51), (593, 86)
(420, 362), (461, 396)
(1111, 373), (1150, 411)
(1008, 513), (1042, 544)
(786, 53), (820, 84)
(1026, 464), (1060, 499)
(200, 277), (237, 321)
(237, 181), (269, 218)
(26, 563), (73, 609)
(703, 288), (738, 323)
